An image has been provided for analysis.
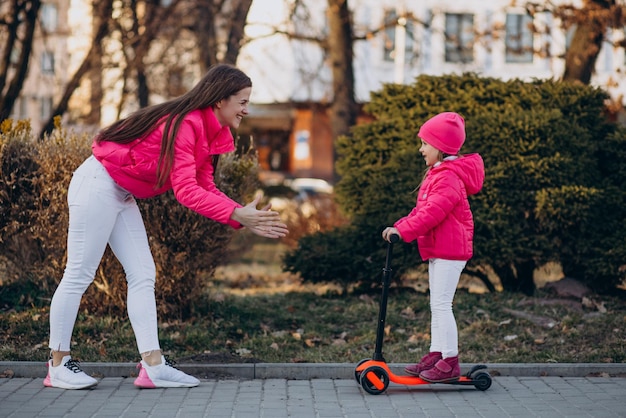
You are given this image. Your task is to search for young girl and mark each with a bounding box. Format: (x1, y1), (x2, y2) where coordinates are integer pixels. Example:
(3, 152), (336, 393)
(382, 112), (484, 383)
(45, 64), (289, 390)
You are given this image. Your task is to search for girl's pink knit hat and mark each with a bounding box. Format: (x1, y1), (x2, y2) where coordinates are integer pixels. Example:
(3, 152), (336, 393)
(418, 112), (466, 154)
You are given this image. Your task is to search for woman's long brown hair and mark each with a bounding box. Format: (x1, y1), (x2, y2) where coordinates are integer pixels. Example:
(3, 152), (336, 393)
(96, 64), (252, 188)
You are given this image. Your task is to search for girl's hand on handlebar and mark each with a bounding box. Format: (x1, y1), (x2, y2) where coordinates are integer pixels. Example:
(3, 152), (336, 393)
(382, 227), (401, 243)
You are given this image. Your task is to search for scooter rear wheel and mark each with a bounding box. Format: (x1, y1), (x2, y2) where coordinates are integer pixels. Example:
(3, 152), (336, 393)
(360, 366), (389, 395)
(472, 372), (492, 391)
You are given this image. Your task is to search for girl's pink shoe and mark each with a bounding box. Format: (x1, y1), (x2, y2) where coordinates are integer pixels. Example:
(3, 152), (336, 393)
(419, 356), (460, 382)
(404, 351), (442, 376)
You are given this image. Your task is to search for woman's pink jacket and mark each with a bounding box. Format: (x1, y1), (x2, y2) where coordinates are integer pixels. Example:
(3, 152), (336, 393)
(92, 107), (242, 229)
(394, 154), (484, 261)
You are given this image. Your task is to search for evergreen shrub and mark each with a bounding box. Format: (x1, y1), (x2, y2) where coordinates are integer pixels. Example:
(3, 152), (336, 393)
(283, 74), (626, 294)
(0, 119), (259, 317)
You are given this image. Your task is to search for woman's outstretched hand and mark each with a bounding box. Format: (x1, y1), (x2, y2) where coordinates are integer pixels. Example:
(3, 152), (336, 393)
(231, 195), (289, 239)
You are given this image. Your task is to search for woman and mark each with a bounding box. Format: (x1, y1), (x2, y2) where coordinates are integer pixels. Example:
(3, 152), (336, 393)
(45, 64), (288, 390)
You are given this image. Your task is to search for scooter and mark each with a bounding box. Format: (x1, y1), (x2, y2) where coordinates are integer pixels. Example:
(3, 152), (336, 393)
(354, 234), (492, 395)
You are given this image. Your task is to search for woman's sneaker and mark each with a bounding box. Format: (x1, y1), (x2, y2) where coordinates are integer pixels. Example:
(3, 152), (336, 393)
(43, 355), (98, 389)
(134, 355), (200, 388)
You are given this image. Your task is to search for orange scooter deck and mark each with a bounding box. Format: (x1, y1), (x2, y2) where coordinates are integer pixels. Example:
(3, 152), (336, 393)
(355, 359), (492, 394)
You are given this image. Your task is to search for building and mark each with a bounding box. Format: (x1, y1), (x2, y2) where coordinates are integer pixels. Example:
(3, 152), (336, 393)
(238, 0), (626, 182)
(9, 0), (626, 182)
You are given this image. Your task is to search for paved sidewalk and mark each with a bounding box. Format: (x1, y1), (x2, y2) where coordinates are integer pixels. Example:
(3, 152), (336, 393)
(1, 363), (626, 418)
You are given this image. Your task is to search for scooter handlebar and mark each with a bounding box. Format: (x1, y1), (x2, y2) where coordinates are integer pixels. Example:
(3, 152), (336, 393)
(389, 233), (399, 243)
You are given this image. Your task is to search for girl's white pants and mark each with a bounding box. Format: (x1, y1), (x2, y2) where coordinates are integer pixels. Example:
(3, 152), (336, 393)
(428, 258), (466, 359)
(49, 155), (160, 354)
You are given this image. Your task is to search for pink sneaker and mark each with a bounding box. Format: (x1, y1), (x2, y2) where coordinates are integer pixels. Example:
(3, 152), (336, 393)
(419, 356), (461, 383)
(404, 351), (442, 376)
(134, 355), (199, 389)
(43, 356), (98, 389)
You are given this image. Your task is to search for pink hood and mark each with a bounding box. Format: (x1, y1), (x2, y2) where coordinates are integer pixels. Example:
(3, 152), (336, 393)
(394, 153), (484, 261)
(93, 107), (242, 228)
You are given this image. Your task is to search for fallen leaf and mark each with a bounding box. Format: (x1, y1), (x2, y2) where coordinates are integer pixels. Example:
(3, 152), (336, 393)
(359, 294), (374, 303)
(407, 333), (428, 343)
(235, 348), (251, 356)
(400, 307), (416, 319)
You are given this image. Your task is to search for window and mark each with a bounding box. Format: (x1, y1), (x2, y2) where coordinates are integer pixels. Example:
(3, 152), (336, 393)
(566, 24), (577, 50)
(41, 51), (55, 74)
(40, 97), (53, 120)
(445, 13), (474, 63)
(505, 13), (533, 63)
(10, 45), (21, 66)
(10, 97), (29, 120)
(40, 3), (58, 32)
(383, 9), (415, 62)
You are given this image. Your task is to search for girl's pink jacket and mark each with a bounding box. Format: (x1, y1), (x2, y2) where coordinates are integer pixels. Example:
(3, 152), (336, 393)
(394, 154), (484, 261)
(92, 107), (242, 229)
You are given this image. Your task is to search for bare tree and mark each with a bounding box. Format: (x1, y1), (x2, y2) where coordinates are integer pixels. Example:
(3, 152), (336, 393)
(191, 0), (253, 71)
(0, 0), (41, 123)
(38, 0), (251, 137)
(111, 0), (182, 111)
(327, 0), (356, 180)
(559, 0), (625, 84)
(39, 1), (113, 138)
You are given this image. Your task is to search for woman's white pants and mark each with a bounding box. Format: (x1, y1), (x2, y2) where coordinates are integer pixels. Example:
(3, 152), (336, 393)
(428, 258), (466, 359)
(49, 156), (160, 354)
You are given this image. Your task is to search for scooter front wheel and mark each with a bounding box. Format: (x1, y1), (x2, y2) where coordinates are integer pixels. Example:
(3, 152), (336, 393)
(360, 366), (390, 395)
(354, 359), (371, 383)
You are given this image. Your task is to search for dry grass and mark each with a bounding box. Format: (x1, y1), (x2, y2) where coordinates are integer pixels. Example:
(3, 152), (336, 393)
(1, 220), (624, 366)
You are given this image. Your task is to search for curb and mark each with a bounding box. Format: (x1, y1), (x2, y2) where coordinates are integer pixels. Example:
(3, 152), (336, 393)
(2, 362), (625, 380)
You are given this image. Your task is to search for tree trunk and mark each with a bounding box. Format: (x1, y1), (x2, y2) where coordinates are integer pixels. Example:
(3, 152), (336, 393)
(84, 0), (112, 126)
(463, 268), (497, 293)
(492, 260), (536, 295)
(327, 0), (357, 182)
(39, 1), (113, 138)
(194, 0), (218, 72)
(223, 0), (253, 65)
(562, 0), (615, 84)
(0, 0), (41, 123)
(516, 259), (536, 296)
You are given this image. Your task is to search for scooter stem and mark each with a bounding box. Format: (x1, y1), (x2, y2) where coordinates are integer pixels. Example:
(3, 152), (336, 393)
(373, 234), (398, 361)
